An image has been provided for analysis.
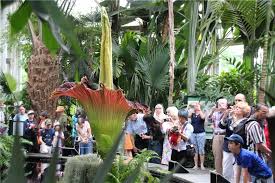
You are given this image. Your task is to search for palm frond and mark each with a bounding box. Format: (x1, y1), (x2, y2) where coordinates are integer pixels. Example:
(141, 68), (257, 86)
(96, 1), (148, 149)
(136, 45), (169, 92)
(222, 0), (269, 39)
(0, 72), (17, 96)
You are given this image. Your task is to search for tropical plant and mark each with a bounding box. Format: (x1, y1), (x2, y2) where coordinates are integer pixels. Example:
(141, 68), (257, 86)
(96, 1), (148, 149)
(258, 0), (273, 103)
(7, 0), (80, 117)
(113, 32), (170, 107)
(195, 67), (253, 104)
(221, 0), (271, 70)
(62, 154), (103, 183)
(106, 150), (160, 183)
(0, 136), (31, 181)
(186, 0), (230, 94)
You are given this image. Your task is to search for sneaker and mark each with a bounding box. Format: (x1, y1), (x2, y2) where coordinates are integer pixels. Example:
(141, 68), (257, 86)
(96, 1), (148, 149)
(201, 166), (206, 170)
(193, 166), (198, 170)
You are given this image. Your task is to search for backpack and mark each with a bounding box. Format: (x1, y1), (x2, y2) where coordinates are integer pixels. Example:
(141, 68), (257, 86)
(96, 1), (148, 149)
(233, 118), (255, 149)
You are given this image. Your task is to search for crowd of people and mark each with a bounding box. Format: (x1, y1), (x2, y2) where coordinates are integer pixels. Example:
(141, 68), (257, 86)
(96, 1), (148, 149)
(0, 104), (93, 155)
(0, 92), (274, 183)
(123, 93), (275, 183)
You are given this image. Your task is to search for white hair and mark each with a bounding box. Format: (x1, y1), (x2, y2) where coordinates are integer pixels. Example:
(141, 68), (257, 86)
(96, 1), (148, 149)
(166, 106), (178, 117)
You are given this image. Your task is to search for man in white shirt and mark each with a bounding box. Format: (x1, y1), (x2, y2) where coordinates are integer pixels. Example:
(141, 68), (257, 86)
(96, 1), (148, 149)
(13, 105), (28, 136)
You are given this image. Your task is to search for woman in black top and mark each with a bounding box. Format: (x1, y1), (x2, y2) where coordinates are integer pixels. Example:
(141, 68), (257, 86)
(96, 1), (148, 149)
(219, 101), (250, 182)
(142, 115), (164, 164)
(189, 103), (206, 170)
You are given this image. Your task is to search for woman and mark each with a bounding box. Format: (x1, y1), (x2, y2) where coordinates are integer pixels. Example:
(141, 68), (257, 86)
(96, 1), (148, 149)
(161, 106), (179, 165)
(189, 103), (206, 170)
(170, 110), (194, 166)
(142, 115), (164, 164)
(76, 115), (93, 155)
(219, 101), (250, 182)
(154, 104), (167, 123)
(52, 122), (65, 154)
(38, 111), (48, 129)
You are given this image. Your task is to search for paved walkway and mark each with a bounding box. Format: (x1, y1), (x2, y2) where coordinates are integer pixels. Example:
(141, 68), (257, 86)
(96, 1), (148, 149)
(148, 163), (211, 183)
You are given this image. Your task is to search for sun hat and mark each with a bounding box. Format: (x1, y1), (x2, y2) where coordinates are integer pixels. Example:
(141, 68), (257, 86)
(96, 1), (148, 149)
(56, 106), (65, 112)
(27, 110), (35, 115)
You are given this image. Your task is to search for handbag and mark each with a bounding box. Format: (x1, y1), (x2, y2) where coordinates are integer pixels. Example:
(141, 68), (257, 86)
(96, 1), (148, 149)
(186, 144), (195, 158)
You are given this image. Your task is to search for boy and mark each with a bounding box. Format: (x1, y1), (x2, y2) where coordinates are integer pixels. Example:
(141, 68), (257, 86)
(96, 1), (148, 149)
(226, 134), (272, 183)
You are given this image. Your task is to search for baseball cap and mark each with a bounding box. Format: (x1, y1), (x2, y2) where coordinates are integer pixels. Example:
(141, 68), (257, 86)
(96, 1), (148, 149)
(178, 110), (188, 120)
(225, 134), (244, 145)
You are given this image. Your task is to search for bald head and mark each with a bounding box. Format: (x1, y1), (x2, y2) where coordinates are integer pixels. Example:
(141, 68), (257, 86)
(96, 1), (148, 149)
(235, 93), (246, 104)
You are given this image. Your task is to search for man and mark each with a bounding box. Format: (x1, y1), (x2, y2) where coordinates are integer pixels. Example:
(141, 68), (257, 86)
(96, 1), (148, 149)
(24, 110), (39, 152)
(234, 93), (246, 104)
(13, 105), (28, 136)
(226, 134), (272, 183)
(208, 98), (227, 174)
(125, 112), (148, 153)
(55, 106), (68, 131)
(39, 119), (54, 154)
(246, 104), (271, 160)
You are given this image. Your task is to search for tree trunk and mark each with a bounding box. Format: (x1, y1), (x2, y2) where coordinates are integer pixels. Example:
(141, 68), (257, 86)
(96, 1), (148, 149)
(111, 0), (120, 40)
(187, 1), (199, 95)
(167, 0), (175, 106)
(258, 0), (272, 103)
(27, 21), (60, 118)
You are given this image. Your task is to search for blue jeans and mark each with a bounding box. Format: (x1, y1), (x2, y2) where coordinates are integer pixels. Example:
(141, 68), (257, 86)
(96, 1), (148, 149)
(79, 139), (93, 155)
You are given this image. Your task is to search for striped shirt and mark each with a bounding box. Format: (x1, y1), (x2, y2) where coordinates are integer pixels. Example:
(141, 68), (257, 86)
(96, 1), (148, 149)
(246, 119), (266, 159)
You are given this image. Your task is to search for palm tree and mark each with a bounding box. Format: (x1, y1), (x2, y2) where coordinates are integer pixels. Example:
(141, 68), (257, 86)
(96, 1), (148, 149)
(113, 32), (169, 107)
(26, 0), (75, 117)
(167, 0), (175, 106)
(27, 21), (60, 117)
(258, 0), (273, 103)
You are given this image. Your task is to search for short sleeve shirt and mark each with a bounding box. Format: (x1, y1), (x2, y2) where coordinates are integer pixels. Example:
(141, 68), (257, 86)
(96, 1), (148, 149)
(76, 121), (92, 139)
(41, 128), (55, 146)
(126, 116), (147, 135)
(236, 149), (272, 178)
(172, 123), (194, 151)
(246, 119), (265, 158)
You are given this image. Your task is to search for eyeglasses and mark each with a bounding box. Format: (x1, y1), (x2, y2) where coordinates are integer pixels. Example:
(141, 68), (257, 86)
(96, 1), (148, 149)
(235, 99), (242, 102)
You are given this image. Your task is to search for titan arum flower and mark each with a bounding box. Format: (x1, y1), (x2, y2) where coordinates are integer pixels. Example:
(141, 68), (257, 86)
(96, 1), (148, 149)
(51, 83), (135, 157)
(51, 7), (146, 157)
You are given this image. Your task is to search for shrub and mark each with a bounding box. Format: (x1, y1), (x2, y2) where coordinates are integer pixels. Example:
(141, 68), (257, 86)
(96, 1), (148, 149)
(62, 154), (103, 183)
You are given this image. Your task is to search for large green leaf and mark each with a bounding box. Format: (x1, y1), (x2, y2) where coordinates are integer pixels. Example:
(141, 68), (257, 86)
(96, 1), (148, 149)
(92, 130), (124, 183)
(28, 0), (82, 56)
(42, 141), (59, 183)
(4, 135), (26, 183)
(42, 20), (60, 54)
(9, 1), (32, 34)
(0, 72), (17, 94)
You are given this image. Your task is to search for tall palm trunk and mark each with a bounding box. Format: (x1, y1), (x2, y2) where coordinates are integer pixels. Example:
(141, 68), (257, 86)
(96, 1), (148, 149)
(258, 0), (272, 103)
(168, 0), (175, 106)
(27, 21), (60, 117)
(187, 1), (199, 95)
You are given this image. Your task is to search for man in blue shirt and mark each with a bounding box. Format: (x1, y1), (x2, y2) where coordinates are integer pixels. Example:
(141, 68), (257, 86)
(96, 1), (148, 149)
(226, 134), (272, 183)
(126, 112), (148, 152)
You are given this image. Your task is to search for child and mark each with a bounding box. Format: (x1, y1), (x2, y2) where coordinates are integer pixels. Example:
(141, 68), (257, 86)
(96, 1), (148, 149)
(226, 134), (272, 183)
(52, 122), (64, 154)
